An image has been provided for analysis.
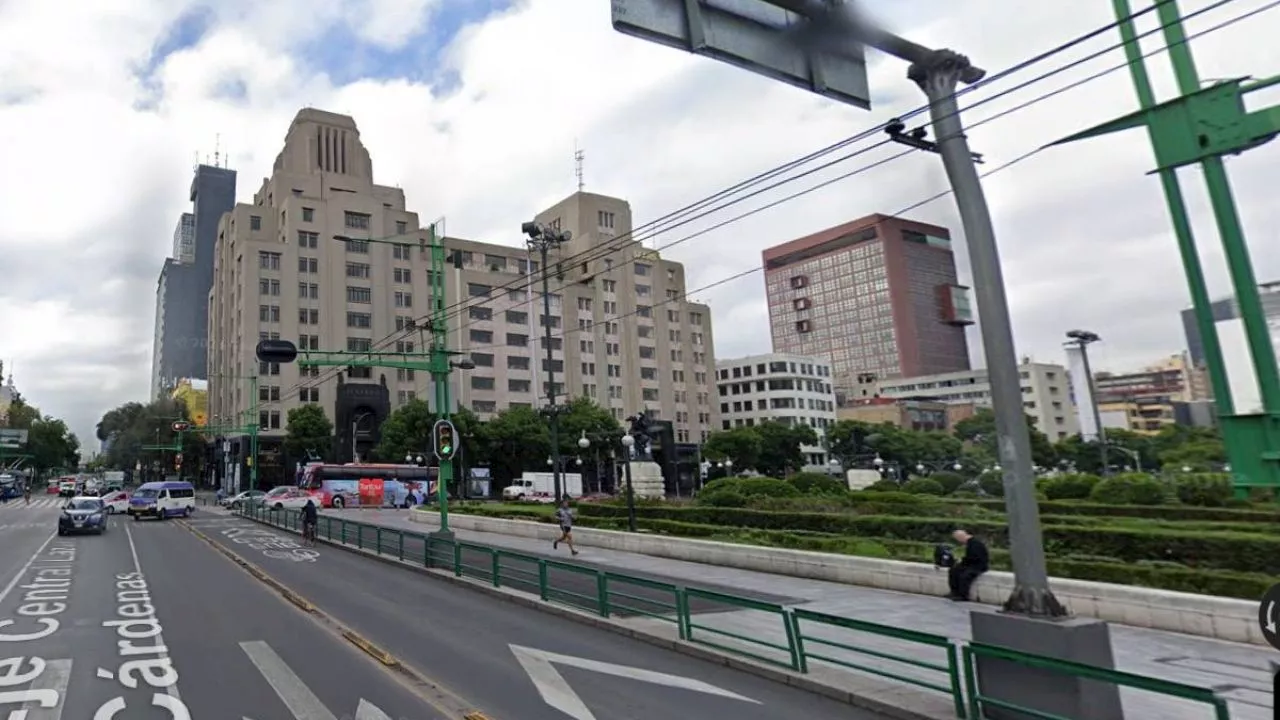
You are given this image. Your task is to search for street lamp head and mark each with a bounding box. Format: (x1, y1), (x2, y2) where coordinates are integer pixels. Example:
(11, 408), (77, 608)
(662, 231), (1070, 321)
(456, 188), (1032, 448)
(453, 357), (477, 371)
(404, 453), (412, 463)
(1066, 329), (1100, 343)
(577, 432), (590, 449)
(828, 458), (840, 467)
(620, 434), (635, 448)
(872, 455), (885, 467)
(916, 463), (925, 473)
(953, 462), (963, 471)
(1182, 465), (1192, 472)
(520, 221), (543, 238)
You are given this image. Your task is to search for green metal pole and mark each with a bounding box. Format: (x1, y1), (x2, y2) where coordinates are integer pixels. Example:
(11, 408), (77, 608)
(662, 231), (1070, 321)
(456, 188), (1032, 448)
(1111, 0), (1234, 414)
(1154, 0), (1280, 411)
(249, 375), (260, 493)
(429, 223), (451, 533)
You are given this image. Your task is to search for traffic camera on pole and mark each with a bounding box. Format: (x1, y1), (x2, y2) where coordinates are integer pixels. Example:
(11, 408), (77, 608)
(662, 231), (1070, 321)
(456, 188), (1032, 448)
(433, 420), (458, 461)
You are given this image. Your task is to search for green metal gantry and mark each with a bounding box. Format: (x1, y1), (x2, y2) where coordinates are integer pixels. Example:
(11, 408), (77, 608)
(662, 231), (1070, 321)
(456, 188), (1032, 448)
(300, 223), (463, 530)
(207, 374), (261, 491)
(1055, 0), (1280, 495)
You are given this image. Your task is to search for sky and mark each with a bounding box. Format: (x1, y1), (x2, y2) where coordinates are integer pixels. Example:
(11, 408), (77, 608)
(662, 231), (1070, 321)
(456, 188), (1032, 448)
(1, 0), (1278, 448)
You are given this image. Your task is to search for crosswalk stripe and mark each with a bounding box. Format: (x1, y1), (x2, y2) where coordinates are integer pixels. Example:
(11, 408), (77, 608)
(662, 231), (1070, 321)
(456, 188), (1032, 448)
(241, 641), (338, 720)
(19, 658), (71, 719)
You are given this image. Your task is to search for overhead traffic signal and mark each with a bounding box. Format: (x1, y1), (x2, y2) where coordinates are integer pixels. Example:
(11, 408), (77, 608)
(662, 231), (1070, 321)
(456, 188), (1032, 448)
(433, 420), (458, 461)
(256, 339), (298, 364)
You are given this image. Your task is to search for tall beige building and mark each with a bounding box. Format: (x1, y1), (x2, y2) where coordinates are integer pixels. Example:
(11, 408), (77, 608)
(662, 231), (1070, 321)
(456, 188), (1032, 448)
(208, 109), (718, 448)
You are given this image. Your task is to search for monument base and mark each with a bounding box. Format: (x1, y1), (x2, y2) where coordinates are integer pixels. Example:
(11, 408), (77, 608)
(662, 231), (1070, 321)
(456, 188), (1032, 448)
(628, 461), (665, 499)
(970, 609), (1124, 720)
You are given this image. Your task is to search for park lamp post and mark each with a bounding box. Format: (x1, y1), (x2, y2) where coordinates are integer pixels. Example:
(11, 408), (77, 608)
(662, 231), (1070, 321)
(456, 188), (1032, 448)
(1066, 329), (1108, 477)
(620, 434), (637, 532)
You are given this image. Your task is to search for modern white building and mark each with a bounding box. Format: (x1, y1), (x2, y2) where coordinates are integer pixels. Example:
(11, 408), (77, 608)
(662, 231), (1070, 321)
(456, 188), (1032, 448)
(864, 359), (1080, 442)
(715, 352), (838, 470)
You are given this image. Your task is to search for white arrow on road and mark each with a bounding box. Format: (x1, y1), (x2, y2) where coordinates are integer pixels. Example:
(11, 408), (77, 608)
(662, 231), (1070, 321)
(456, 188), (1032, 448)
(510, 645), (760, 720)
(1266, 601), (1276, 634)
(240, 641), (394, 720)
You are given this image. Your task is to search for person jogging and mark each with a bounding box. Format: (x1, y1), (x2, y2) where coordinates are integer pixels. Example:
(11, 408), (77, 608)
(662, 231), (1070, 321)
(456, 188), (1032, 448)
(552, 499), (578, 556)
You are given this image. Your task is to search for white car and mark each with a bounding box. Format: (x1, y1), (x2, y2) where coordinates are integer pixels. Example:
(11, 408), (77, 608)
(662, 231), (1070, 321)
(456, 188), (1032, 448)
(98, 490), (130, 514)
(221, 490), (265, 508)
(262, 486), (313, 510)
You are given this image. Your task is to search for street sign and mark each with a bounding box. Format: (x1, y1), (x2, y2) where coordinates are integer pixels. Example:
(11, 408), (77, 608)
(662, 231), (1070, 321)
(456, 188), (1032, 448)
(1258, 582), (1280, 651)
(0, 429), (28, 448)
(611, 0), (871, 110)
(511, 645), (758, 719)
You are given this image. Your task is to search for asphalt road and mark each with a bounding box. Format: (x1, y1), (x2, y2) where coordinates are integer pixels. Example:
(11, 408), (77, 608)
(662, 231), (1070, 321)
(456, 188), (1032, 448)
(310, 507), (801, 617)
(194, 511), (890, 720)
(0, 499), (455, 719)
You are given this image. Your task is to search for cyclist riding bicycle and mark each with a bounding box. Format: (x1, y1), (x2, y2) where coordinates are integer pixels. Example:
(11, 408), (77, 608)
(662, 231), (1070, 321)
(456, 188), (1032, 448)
(301, 498), (319, 545)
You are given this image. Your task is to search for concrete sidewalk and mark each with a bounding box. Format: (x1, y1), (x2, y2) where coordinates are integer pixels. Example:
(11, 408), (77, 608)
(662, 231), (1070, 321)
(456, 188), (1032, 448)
(324, 507), (1275, 720)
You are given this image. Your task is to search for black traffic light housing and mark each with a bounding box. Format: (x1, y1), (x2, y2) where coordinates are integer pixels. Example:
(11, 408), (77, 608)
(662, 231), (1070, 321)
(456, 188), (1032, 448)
(433, 419), (458, 461)
(256, 339), (299, 364)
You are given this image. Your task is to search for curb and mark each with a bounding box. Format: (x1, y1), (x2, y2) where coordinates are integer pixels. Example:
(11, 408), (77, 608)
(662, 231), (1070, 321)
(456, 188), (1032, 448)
(238, 512), (953, 720)
(180, 519), (495, 720)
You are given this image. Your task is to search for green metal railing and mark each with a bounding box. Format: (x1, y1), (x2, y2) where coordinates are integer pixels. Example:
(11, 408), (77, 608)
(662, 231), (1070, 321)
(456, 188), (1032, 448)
(962, 643), (1231, 720)
(239, 506), (1233, 720)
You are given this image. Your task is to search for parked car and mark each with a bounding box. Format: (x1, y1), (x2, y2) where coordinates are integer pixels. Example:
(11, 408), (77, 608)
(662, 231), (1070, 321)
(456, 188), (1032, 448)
(222, 490), (265, 509)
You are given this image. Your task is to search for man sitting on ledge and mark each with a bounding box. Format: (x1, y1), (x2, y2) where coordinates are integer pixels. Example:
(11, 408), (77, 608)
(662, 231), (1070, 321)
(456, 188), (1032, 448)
(947, 528), (989, 602)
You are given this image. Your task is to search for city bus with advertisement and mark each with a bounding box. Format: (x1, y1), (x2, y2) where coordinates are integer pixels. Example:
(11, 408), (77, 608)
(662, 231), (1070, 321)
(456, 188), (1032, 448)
(297, 463), (439, 508)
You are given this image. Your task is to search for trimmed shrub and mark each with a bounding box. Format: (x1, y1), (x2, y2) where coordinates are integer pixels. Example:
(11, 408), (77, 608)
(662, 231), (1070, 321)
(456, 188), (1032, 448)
(699, 489), (747, 507)
(865, 479), (901, 492)
(699, 476), (799, 500)
(1089, 473), (1168, 506)
(901, 478), (946, 496)
(786, 472), (846, 496)
(1175, 473), (1233, 507)
(929, 471), (967, 495)
(978, 471), (1004, 497)
(1041, 473), (1102, 501)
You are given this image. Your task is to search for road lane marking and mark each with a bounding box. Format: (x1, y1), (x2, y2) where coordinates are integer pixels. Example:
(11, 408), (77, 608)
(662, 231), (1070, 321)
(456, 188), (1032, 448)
(16, 658), (71, 720)
(240, 641), (338, 720)
(0, 532), (57, 606)
(122, 526), (183, 703)
(510, 645), (760, 720)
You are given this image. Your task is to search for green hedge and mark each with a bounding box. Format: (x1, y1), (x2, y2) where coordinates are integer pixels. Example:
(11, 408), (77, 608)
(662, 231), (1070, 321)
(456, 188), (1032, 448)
(942, 497), (1280, 523)
(574, 504), (1280, 574)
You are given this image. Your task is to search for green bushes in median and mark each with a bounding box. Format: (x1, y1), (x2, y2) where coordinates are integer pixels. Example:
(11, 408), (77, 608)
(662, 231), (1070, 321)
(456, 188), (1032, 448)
(1089, 473), (1169, 505)
(1040, 473), (1101, 501)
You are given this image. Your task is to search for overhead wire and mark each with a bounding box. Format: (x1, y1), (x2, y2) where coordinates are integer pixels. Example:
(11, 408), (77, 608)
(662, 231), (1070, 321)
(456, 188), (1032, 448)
(257, 0), (1253, 410)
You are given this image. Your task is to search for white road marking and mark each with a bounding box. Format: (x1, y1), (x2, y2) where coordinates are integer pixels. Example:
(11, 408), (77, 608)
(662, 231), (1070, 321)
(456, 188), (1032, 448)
(18, 658), (71, 720)
(124, 526), (182, 703)
(510, 645), (760, 720)
(354, 699), (393, 720)
(240, 641), (338, 720)
(0, 530), (58, 605)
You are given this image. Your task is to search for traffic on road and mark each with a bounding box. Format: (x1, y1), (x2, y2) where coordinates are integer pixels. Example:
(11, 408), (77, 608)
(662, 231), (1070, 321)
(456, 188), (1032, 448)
(0, 492), (897, 719)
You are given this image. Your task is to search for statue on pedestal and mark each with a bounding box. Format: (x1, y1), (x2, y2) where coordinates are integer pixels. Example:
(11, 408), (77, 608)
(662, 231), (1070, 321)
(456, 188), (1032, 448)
(625, 412), (652, 461)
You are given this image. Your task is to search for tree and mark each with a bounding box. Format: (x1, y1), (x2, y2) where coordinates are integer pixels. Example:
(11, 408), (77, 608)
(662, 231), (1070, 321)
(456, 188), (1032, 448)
(4, 395), (40, 430)
(483, 406), (551, 483)
(702, 426), (762, 471)
(557, 397), (622, 457)
(953, 408), (1057, 468)
(284, 405), (333, 461)
(450, 407), (490, 468)
(753, 421), (817, 477)
(373, 400), (435, 462)
(25, 417), (80, 474)
(825, 420), (883, 465)
(96, 398), (193, 475)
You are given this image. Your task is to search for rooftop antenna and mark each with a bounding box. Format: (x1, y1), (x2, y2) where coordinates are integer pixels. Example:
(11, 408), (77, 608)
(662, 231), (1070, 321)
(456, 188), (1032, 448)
(574, 141), (584, 193)
(214, 133), (221, 168)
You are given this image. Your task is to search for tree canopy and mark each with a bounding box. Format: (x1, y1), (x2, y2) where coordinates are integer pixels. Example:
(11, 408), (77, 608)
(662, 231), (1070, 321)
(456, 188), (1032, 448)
(95, 397), (202, 476)
(284, 405), (334, 461)
(4, 392), (79, 475)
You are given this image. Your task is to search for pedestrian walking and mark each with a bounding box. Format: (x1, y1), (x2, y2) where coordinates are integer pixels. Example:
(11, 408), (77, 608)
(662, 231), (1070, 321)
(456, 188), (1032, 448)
(552, 499), (578, 556)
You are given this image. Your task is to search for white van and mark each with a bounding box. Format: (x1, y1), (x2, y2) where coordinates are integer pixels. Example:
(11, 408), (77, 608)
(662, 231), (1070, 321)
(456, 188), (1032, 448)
(127, 481), (197, 520)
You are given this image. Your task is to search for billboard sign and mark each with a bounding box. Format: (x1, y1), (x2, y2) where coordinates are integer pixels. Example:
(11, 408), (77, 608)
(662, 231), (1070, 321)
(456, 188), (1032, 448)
(0, 429), (28, 449)
(611, 0), (872, 109)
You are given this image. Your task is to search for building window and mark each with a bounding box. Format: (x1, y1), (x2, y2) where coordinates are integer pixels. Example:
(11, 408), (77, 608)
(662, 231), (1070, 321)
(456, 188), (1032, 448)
(297, 230), (318, 248)
(468, 283), (492, 298)
(470, 353), (495, 367)
(347, 337), (372, 352)
(259, 279), (280, 296)
(299, 387), (319, 403)
(796, 319), (812, 333)
(344, 212), (371, 230)
(469, 306), (492, 321)
(347, 312), (372, 328)
(298, 257), (318, 273)
(250, 215), (262, 231)
(346, 262), (371, 278)
(395, 221), (407, 235)
(347, 287), (372, 304)
(395, 316), (415, 331)
(258, 251), (281, 270)
(302, 207), (314, 222)
(634, 263), (650, 277)
(345, 239), (369, 253)
(506, 333), (528, 347)
(790, 275), (808, 289)
(394, 292), (412, 308)
(470, 329), (493, 344)
(258, 305), (280, 323)
(470, 376), (496, 391)
(394, 268), (412, 283)
(597, 210), (615, 229)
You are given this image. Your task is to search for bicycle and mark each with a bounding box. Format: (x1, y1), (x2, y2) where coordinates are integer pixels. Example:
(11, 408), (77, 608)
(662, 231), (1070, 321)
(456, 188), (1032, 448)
(302, 520), (318, 547)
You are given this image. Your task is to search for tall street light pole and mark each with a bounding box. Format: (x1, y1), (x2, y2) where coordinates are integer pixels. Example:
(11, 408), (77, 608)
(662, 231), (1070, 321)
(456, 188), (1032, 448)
(620, 434), (637, 532)
(1066, 329), (1108, 476)
(521, 221), (573, 503)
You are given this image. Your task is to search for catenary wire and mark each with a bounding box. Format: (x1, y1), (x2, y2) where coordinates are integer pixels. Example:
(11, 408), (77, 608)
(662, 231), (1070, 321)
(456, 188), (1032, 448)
(257, 0), (1252, 409)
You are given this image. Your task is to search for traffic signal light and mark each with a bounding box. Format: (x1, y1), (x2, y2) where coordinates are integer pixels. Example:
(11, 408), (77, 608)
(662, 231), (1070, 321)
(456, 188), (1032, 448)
(433, 420), (458, 461)
(256, 339), (298, 364)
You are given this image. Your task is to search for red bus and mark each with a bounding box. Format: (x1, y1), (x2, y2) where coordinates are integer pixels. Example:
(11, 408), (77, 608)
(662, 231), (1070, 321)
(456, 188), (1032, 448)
(298, 463), (438, 508)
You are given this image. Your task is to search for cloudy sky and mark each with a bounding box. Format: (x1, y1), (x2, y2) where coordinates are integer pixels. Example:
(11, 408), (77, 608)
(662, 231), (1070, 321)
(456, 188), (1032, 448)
(1, 0), (1277, 446)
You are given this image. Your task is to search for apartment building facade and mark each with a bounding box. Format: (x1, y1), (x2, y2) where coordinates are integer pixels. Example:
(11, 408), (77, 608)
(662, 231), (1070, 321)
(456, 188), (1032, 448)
(763, 214), (973, 405)
(865, 360), (1080, 441)
(207, 110), (718, 455)
(715, 353), (837, 469)
(1094, 353), (1203, 435)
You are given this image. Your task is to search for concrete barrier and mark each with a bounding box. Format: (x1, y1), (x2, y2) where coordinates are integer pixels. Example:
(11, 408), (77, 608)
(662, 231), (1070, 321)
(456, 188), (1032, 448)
(406, 509), (1263, 646)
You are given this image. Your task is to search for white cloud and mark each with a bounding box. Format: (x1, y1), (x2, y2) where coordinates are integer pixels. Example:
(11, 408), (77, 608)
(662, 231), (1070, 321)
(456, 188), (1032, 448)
(1, 0), (1278, 447)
